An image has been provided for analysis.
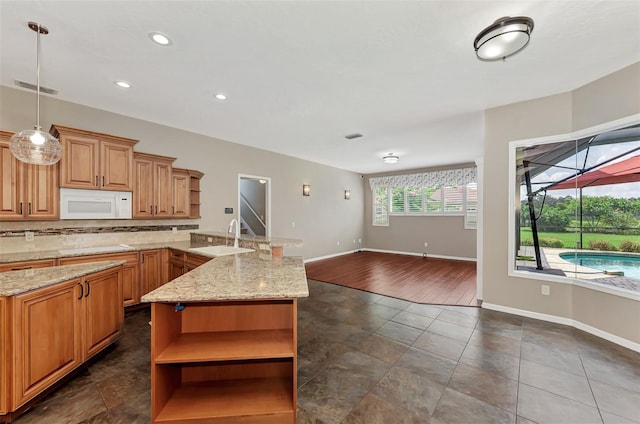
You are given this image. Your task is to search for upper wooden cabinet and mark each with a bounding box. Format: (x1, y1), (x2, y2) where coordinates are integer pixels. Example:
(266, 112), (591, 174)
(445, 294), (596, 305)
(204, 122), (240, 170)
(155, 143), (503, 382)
(0, 131), (59, 221)
(171, 168), (190, 218)
(50, 125), (137, 191)
(133, 152), (175, 218)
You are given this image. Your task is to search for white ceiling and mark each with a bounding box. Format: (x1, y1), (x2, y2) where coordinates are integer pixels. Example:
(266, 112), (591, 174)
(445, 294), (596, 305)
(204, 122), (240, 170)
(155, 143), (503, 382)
(1, 1), (638, 174)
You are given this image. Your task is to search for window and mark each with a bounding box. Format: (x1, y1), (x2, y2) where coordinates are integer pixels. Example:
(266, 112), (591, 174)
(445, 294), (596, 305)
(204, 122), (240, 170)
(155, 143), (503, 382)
(373, 187), (389, 226)
(369, 167), (478, 229)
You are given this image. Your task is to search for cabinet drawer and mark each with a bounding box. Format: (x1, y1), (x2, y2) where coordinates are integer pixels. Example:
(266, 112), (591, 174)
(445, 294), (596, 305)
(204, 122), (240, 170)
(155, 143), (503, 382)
(0, 259), (57, 273)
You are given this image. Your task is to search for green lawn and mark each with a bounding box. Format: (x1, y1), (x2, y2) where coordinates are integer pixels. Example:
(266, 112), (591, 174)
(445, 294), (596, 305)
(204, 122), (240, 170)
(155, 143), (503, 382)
(520, 228), (634, 249)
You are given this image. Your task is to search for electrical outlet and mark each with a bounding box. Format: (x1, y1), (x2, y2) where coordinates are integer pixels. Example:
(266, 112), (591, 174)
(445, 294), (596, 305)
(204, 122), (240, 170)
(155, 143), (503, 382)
(358, 238), (362, 243)
(424, 241), (428, 247)
(171, 227), (178, 233)
(25, 231), (34, 242)
(207, 237), (213, 243)
(541, 285), (550, 296)
(291, 221), (295, 228)
(337, 241), (340, 246)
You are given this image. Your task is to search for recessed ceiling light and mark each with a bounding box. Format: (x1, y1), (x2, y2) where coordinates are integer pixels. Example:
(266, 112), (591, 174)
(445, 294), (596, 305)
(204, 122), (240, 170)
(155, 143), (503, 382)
(149, 32), (173, 46)
(215, 93), (227, 100)
(383, 154), (399, 164)
(114, 81), (131, 88)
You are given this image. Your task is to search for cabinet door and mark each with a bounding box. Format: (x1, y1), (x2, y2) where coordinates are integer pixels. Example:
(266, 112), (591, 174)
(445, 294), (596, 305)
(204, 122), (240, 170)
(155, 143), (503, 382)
(168, 259), (184, 281)
(60, 135), (100, 189)
(83, 268), (123, 359)
(141, 250), (162, 295)
(172, 171), (190, 217)
(0, 139), (24, 220)
(59, 253), (139, 308)
(0, 297), (6, 415)
(154, 161), (172, 217)
(133, 157), (154, 218)
(121, 263), (140, 307)
(25, 162), (59, 220)
(101, 140), (133, 191)
(184, 253), (210, 273)
(13, 279), (83, 408)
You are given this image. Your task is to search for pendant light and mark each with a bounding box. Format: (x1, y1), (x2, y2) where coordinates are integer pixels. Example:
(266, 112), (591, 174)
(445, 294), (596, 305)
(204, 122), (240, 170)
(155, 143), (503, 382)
(9, 22), (62, 165)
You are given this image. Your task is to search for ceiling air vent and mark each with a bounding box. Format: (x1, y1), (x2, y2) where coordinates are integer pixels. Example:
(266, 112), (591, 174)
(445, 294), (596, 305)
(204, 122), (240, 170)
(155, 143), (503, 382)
(14, 79), (58, 95)
(345, 133), (363, 140)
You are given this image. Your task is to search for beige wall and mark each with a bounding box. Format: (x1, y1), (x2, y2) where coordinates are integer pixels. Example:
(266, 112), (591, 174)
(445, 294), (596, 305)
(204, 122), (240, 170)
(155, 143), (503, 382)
(363, 164), (477, 259)
(0, 86), (364, 259)
(483, 62), (640, 345)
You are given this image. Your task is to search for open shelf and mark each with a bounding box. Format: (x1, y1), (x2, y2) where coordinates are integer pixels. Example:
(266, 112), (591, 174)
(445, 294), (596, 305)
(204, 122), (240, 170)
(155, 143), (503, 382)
(155, 377), (294, 423)
(156, 330), (294, 363)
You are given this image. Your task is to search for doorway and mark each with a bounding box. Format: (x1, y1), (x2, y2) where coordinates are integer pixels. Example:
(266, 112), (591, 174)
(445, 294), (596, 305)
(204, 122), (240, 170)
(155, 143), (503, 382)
(238, 174), (270, 237)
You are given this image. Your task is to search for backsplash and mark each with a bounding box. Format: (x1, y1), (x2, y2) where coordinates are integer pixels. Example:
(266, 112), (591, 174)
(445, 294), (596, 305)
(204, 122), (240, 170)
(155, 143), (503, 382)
(0, 220), (199, 254)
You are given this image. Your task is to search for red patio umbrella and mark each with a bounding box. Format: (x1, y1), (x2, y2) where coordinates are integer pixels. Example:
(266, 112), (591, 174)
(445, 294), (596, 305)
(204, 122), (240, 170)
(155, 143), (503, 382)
(550, 155), (640, 190)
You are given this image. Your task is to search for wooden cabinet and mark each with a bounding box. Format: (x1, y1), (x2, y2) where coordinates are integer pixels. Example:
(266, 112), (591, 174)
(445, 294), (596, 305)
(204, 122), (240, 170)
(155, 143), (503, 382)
(0, 131), (59, 221)
(82, 268), (123, 358)
(171, 168), (190, 218)
(51, 125), (137, 191)
(150, 299), (297, 423)
(0, 297), (6, 416)
(133, 152), (175, 219)
(9, 266), (123, 411)
(167, 249), (210, 280)
(59, 252), (139, 307)
(189, 170), (204, 218)
(0, 259), (57, 273)
(141, 249), (164, 296)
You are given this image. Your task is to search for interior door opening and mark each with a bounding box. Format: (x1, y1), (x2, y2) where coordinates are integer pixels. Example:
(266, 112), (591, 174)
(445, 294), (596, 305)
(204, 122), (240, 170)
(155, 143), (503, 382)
(238, 174), (270, 237)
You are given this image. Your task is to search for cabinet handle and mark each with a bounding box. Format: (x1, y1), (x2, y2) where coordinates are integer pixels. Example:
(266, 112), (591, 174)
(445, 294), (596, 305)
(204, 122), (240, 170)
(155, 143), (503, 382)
(77, 282), (84, 299)
(96, 176), (99, 186)
(11, 266), (32, 271)
(28, 202), (32, 215)
(155, 205), (158, 215)
(19, 202), (23, 215)
(172, 206), (175, 215)
(102, 176), (105, 187)
(84, 280), (90, 297)
(141, 254), (145, 264)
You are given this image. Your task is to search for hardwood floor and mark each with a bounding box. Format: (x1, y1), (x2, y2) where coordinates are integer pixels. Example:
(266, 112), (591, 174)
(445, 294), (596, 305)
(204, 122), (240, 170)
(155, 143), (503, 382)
(304, 251), (479, 306)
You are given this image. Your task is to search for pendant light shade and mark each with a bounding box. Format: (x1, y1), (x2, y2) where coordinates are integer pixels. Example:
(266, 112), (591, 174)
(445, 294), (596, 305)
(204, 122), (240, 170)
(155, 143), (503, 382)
(9, 22), (62, 165)
(474, 16), (534, 61)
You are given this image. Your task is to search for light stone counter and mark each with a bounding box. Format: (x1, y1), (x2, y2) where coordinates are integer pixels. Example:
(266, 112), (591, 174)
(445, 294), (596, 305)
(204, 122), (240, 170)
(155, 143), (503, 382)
(0, 260), (125, 297)
(141, 253), (309, 302)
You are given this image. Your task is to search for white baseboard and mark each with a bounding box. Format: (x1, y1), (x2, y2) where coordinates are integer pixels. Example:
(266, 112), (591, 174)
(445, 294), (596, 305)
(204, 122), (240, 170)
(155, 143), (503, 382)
(362, 248), (476, 262)
(482, 302), (640, 353)
(304, 250), (359, 263)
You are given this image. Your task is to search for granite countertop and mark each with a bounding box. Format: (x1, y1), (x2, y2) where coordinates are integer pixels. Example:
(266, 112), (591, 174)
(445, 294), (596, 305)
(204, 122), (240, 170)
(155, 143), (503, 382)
(0, 260), (125, 297)
(141, 253), (309, 302)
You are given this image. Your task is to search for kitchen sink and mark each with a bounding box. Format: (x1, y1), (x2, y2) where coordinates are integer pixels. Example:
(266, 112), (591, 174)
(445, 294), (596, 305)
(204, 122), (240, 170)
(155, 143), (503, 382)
(188, 245), (255, 256)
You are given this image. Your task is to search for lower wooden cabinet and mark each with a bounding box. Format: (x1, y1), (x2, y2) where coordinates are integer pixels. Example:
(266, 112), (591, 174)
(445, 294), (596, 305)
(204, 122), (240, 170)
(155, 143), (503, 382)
(0, 297), (7, 416)
(4, 266), (123, 416)
(167, 249), (210, 280)
(141, 249), (164, 296)
(59, 252), (139, 307)
(150, 299), (297, 423)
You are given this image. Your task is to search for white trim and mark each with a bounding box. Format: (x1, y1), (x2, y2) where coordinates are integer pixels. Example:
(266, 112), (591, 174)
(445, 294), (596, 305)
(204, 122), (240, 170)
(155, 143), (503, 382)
(482, 302), (640, 353)
(304, 250), (359, 263)
(475, 157), (484, 300)
(362, 248), (476, 262)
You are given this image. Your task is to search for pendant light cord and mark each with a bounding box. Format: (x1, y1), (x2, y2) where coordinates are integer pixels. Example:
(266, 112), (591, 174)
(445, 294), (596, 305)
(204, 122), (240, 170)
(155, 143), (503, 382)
(35, 22), (41, 131)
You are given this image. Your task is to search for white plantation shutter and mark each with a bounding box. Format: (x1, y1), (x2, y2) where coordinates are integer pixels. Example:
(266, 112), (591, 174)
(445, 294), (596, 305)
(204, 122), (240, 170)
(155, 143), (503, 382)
(465, 183), (478, 229)
(443, 186), (464, 213)
(373, 187), (389, 226)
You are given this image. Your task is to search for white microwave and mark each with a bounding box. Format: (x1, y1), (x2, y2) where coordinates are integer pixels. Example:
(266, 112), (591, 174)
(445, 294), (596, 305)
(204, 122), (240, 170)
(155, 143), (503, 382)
(60, 188), (132, 220)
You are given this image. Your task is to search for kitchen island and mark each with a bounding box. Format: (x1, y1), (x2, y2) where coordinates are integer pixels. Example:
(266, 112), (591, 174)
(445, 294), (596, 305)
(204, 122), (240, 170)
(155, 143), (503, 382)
(141, 251), (308, 424)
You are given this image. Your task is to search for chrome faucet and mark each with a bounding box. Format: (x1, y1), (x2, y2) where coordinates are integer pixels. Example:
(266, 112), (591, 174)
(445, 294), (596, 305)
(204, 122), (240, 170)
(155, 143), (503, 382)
(228, 219), (240, 248)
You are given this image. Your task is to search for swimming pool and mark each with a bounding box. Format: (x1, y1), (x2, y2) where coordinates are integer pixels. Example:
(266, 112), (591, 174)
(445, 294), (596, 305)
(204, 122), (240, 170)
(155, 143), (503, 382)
(559, 252), (640, 279)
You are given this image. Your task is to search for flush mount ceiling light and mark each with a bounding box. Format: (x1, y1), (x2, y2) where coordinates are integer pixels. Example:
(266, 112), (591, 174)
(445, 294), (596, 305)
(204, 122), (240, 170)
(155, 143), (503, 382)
(114, 81), (131, 88)
(215, 93), (227, 100)
(9, 22), (62, 165)
(383, 154), (399, 164)
(474, 16), (534, 61)
(149, 32), (172, 46)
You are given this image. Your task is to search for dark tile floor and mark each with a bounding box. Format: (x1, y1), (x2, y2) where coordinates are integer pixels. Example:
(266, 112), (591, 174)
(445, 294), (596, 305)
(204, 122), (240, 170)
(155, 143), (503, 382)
(13, 279), (640, 424)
